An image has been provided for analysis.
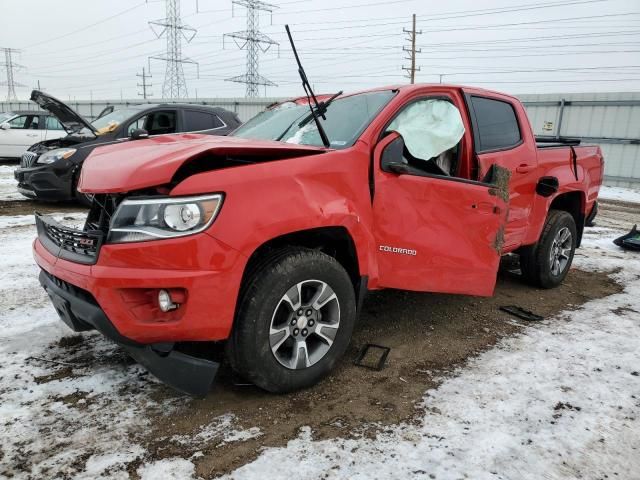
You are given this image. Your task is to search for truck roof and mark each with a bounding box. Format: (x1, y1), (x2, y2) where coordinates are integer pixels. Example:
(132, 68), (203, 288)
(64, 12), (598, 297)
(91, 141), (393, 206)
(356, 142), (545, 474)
(280, 83), (520, 106)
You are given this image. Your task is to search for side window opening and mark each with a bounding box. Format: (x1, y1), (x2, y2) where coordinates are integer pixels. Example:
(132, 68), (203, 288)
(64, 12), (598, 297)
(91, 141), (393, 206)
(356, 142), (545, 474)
(184, 110), (225, 131)
(470, 96), (521, 152)
(8, 115), (29, 129)
(127, 115), (148, 136)
(45, 116), (65, 130)
(386, 99), (466, 178)
(147, 111), (176, 135)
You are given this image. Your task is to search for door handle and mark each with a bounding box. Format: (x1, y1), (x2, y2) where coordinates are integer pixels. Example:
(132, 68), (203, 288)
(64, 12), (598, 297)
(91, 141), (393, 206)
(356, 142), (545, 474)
(472, 201), (495, 214)
(516, 164), (533, 173)
(27, 133), (39, 137)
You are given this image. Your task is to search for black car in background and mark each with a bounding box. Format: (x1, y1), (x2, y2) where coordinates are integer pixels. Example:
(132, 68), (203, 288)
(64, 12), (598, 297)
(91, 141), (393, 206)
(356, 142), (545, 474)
(15, 90), (241, 204)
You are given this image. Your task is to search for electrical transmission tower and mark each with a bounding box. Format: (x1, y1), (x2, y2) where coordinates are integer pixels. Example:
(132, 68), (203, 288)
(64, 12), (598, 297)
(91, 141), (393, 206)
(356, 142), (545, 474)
(402, 14), (422, 84)
(1, 48), (25, 101)
(137, 68), (153, 99)
(224, 0), (279, 98)
(149, 0), (198, 99)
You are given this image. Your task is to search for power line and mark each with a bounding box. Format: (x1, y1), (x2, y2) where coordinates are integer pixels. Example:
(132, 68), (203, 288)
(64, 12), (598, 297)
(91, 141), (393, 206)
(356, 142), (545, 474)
(0, 48), (25, 101)
(402, 14), (421, 84)
(21, 2), (148, 50)
(137, 67), (153, 99)
(224, 0), (279, 97)
(149, 0), (198, 98)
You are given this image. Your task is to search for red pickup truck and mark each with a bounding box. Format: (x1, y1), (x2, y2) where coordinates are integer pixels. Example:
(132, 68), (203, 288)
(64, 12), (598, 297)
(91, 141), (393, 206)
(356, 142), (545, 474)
(33, 84), (603, 396)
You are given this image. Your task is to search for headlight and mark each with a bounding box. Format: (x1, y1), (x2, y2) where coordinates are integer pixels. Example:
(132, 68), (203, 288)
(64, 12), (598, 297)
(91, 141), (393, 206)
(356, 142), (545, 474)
(108, 194), (223, 243)
(36, 148), (77, 165)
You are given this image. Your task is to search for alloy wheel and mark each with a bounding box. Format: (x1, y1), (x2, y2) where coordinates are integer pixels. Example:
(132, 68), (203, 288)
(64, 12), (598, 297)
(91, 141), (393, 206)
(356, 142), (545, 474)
(269, 279), (341, 370)
(549, 226), (572, 276)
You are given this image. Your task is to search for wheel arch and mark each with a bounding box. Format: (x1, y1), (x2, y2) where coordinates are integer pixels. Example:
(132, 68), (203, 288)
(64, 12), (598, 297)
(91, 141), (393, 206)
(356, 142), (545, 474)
(548, 191), (586, 247)
(238, 226), (366, 315)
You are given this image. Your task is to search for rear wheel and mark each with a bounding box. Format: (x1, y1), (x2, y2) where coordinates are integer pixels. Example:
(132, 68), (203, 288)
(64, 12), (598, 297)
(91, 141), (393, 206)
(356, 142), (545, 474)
(227, 247), (356, 393)
(520, 210), (577, 289)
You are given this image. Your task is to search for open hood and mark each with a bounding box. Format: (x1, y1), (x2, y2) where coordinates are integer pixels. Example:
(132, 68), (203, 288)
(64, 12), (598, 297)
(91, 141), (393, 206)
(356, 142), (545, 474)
(30, 90), (97, 135)
(78, 134), (327, 193)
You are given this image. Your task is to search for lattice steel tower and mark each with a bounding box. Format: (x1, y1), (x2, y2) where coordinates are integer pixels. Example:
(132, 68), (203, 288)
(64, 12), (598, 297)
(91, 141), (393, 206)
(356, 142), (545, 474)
(149, 0), (197, 99)
(1, 48), (25, 101)
(224, 0), (278, 97)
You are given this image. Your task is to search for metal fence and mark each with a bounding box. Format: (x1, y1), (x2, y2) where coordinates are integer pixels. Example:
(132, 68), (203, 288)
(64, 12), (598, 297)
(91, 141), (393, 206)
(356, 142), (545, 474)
(520, 92), (640, 188)
(0, 97), (278, 123)
(2, 92), (639, 187)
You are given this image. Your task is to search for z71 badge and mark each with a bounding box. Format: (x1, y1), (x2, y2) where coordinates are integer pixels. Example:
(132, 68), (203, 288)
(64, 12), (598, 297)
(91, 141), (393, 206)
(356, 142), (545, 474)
(379, 245), (417, 256)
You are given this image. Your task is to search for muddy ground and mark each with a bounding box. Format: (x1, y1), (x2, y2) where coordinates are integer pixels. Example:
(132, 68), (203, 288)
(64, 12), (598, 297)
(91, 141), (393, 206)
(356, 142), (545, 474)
(3, 195), (635, 478)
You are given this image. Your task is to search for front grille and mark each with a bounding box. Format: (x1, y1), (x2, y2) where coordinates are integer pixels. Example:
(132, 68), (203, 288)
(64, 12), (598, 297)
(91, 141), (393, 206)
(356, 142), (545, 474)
(21, 151), (38, 168)
(84, 194), (122, 236)
(36, 214), (104, 265)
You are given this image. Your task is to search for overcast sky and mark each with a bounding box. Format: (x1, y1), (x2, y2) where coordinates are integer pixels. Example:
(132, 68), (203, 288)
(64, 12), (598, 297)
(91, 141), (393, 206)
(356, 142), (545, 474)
(1, 0), (639, 100)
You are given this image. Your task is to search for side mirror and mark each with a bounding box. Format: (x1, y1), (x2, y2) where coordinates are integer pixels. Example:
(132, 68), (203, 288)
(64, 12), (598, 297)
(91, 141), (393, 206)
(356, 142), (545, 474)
(380, 133), (408, 174)
(130, 128), (149, 140)
(0, 123), (9, 130)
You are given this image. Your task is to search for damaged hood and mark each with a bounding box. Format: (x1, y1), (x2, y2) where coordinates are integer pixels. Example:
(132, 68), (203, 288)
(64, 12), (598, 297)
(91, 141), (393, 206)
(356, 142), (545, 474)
(30, 90), (98, 135)
(78, 134), (327, 193)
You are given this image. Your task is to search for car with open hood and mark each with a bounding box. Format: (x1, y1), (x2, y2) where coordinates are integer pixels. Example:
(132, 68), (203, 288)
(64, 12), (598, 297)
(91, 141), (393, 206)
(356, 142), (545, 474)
(14, 90), (241, 204)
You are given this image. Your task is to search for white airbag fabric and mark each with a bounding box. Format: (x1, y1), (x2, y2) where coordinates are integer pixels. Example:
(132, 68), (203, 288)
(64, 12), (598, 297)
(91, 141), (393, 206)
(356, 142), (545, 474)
(388, 99), (465, 161)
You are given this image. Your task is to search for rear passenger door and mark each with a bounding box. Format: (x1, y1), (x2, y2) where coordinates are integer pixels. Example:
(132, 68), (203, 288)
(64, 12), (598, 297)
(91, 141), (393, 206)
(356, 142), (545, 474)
(182, 110), (227, 134)
(466, 94), (537, 250)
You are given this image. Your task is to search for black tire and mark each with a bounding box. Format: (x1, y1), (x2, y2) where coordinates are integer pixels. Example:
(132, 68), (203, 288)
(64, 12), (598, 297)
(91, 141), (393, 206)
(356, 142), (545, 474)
(585, 201), (598, 227)
(519, 210), (577, 289)
(227, 247), (356, 393)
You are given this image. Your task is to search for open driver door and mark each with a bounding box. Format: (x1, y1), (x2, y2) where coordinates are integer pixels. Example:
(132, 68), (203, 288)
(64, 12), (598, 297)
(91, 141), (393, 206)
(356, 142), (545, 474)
(372, 132), (509, 297)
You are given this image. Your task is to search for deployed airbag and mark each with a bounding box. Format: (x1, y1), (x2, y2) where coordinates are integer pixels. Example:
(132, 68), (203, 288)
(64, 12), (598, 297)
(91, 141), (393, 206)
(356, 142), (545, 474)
(388, 99), (465, 165)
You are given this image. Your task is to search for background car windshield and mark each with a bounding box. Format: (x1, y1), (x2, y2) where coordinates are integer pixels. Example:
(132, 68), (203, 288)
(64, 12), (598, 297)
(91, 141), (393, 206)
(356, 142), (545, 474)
(231, 91), (395, 149)
(91, 108), (140, 130)
(0, 112), (14, 123)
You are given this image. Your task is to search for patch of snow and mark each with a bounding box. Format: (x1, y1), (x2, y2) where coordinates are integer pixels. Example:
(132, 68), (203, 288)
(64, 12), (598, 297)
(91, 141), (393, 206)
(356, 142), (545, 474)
(0, 164), (25, 201)
(138, 458), (198, 480)
(0, 211), (86, 229)
(170, 414), (262, 448)
(220, 223), (640, 479)
(599, 185), (640, 203)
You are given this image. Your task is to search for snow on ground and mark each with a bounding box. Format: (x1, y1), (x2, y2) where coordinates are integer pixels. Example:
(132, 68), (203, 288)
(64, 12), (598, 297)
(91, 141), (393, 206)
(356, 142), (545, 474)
(0, 216), (256, 479)
(0, 164), (25, 201)
(218, 226), (640, 478)
(599, 185), (640, 204)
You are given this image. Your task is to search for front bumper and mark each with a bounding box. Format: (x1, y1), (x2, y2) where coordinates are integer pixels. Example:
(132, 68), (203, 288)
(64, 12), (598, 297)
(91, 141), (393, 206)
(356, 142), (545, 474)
(39, 270), (218, 396)
(14, 164), (75, 202)
(33, 215), (248, 395)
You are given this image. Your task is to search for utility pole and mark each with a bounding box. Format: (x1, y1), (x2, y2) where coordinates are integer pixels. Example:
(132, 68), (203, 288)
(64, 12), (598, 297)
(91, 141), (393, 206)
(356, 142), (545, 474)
(149, 0), (198, 99)
(402, 14), (422, 84)
(0, 48), (25, 101)
(137, 67), (153, 99)
(224, 0), (279, 98)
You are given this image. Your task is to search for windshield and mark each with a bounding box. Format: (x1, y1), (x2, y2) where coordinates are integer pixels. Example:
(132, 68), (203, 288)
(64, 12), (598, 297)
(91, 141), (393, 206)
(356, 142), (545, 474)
(0, 112), (14, 124)
(90, 108), (141, 134)
(231, 90), (395, 149)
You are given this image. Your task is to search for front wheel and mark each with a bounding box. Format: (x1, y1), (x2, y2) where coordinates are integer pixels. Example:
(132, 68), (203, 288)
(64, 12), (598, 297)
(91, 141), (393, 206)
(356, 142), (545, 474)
(520, 210), (577, 289)
(227, 248), (356, 393)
